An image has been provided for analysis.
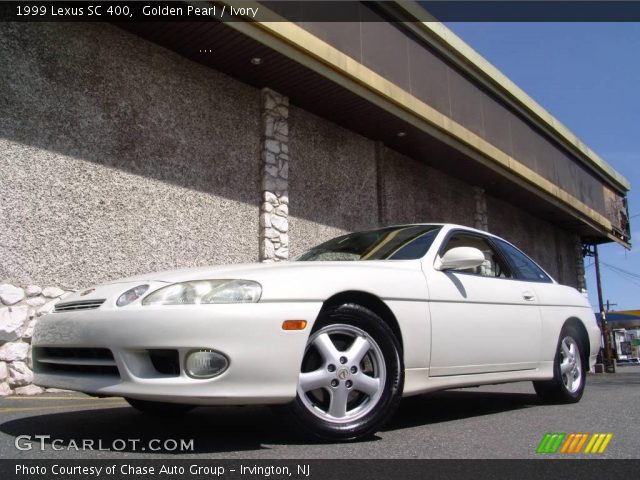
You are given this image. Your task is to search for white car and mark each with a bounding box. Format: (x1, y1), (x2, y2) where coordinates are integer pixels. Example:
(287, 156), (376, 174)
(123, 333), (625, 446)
(33, 224), (600, 440)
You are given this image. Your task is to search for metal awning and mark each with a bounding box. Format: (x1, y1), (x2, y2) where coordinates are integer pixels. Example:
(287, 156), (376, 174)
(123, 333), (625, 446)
(119, 4), (631, 246)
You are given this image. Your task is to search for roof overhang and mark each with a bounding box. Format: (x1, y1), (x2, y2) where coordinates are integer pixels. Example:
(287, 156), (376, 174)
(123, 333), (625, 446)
(121, 1), (631, 247)
(386, 1), (630, 193)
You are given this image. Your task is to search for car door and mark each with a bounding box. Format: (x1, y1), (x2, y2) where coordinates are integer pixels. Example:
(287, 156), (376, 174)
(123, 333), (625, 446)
(426, 231), (542, 376)
(491, 237), (567, 364)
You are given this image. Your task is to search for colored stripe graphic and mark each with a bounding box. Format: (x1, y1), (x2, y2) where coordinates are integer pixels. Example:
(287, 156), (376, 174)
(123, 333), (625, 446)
(598, 434), (613, 453)
(560, 433), (575, 453)
(536, 433), (553, 454)
(585, 433), (613, 454)
(537, 433), (566, 454)
(564, 433), (588, 453)
(538, 433), (613, 454)
(573, 433), (589, 453)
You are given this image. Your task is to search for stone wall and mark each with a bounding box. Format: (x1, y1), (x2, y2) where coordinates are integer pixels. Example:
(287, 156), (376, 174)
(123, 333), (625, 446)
(379, 147), (477, 227)
(0, 22), (261, 288)
(288, 104), (379, 258)
(0, 283), (73, 396)
(259, 89), (290, 262)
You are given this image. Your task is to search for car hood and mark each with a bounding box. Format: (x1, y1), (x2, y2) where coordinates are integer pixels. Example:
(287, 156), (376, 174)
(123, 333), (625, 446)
(106, 260), (428, 283)
(66, 260), (428, 305)
(103, 262), (298, 284)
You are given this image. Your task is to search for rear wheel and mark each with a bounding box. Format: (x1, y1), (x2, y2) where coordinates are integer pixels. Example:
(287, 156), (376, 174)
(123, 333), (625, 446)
(289, 304), (403, 441)
(533, 326), (586, 403)
(125, 398), (195, 415)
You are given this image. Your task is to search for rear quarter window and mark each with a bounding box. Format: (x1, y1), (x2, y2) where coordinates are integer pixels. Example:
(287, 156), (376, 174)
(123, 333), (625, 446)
(494, 239), (552, 283)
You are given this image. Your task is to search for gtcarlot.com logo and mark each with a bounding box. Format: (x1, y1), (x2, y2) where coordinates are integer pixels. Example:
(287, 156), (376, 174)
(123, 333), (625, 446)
(536, 432), (613, 454)
(15, 435), (194, 452)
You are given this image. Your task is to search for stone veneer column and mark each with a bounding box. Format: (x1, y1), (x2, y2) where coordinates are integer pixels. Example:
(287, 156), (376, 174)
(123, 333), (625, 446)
(259, 88), (289, 262)
(0, 283), (74, 396)
(472, 187), (489, 231)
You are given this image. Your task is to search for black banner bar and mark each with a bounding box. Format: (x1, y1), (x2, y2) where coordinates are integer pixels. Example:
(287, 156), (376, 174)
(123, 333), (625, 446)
(2, 1), (640, 22)
(2, 459), (640, 480)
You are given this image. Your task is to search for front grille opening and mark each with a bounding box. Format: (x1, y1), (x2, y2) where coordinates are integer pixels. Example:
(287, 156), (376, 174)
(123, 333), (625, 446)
(148, 349), (180, 376)
(54, 299), (105, 312)
(39, 347), (114, 360)
(34, 347), (119, 377)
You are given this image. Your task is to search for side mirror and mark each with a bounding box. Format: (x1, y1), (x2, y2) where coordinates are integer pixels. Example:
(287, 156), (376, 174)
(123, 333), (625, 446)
(436, 247), (486, 271)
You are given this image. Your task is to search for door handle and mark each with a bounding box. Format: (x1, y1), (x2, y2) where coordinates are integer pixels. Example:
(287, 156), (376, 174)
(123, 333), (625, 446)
(522, 292), (535, 301)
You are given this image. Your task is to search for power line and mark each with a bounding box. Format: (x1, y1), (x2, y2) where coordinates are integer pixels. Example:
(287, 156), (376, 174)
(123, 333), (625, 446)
(604, 266), (640, 282)
(600, 264), (640, 287)
(600, 261), (640, 280)
(601, 266), (640, 287)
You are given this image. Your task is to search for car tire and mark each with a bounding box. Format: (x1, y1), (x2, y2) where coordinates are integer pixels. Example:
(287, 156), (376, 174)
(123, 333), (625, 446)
(288, 303), (403, 441)
(125, 398), (195, 415)
(533, 326), (586, 404)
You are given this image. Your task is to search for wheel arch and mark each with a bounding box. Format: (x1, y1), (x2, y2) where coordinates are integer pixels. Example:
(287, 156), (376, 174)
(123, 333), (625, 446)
(319, 291), (403, 352)
(562, 317), (590, 364)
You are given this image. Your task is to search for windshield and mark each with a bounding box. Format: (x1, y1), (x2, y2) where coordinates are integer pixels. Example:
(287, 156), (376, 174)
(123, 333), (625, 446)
(297, 225), (442, 262)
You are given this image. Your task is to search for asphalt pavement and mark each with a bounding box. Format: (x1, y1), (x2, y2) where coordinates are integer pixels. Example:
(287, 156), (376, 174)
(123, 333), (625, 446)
(1, 365), (638, 459)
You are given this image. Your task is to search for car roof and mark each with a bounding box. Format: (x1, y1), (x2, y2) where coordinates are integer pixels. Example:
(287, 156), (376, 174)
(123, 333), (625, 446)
(383, 223), (498, 238)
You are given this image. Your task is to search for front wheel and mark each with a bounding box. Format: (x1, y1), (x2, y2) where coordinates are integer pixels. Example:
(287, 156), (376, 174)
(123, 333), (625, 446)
(533, 327), (586, 403)
(289, 304), (403, 441)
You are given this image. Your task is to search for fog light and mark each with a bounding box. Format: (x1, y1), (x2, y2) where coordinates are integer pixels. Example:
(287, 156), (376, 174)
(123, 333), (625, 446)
(185, 350), (228, 379)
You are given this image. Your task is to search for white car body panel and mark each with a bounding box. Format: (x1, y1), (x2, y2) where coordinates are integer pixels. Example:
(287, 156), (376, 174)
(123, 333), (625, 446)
(32, 224), (601, 405)
(34, 301), (323, 404)
(531, 282), (601, 371)
(426, 272), (542, 376)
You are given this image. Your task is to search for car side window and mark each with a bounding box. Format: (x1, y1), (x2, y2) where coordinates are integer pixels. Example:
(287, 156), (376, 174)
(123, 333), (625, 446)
(442, 234), (512, 279)
(494, 239), (552, 283)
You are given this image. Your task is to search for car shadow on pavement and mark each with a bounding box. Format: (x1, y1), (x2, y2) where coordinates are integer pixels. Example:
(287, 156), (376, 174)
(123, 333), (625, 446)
(0, 390), (539, 453)
(385, 390), (540, 432)
(0, 405), (301, 454)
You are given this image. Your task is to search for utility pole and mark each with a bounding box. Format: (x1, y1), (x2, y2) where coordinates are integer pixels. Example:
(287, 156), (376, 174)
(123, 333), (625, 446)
(593, 245), (616, 373)
(606, 300), (617, 312)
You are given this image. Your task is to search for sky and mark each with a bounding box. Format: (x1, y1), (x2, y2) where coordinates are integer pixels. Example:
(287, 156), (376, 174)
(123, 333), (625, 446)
(445, 22), (640, 312)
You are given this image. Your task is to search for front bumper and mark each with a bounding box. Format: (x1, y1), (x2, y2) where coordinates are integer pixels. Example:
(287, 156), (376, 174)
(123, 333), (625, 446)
(32, 302), (323, 405)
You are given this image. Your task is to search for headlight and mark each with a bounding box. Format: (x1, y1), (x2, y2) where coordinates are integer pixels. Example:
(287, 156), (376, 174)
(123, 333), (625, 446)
(142, 280), (262, 305)
(116, 285), (149, 307)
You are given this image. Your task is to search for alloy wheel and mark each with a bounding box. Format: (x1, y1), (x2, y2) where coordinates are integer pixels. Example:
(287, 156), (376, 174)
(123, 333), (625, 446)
(297, 324), (386, 423)
(559, 336), (582, 393)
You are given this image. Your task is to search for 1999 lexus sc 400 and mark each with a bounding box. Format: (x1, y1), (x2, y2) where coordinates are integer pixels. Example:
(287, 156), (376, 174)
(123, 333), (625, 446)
(33, 224), (600, 440)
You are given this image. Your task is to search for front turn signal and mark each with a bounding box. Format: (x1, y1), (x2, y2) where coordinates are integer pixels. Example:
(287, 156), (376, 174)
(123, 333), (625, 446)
(282, 320), (307, 331)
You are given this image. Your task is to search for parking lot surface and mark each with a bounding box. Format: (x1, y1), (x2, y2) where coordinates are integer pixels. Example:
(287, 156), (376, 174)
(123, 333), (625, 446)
(1, 366), (638, 459)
